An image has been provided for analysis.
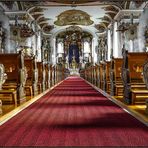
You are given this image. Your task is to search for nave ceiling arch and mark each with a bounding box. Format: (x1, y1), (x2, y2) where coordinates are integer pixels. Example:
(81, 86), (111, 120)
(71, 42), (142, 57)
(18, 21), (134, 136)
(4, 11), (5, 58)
(0, 0), (147, 65)
(1, 0), (145, 36)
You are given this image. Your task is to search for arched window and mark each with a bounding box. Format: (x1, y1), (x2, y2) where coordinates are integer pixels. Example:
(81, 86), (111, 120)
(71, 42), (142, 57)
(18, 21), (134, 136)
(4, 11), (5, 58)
(57, 42), (64, 54)
(84, 41), (90, 53)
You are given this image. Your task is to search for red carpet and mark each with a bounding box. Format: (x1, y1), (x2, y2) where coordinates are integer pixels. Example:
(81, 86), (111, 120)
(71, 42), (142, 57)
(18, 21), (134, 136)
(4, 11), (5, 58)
(0, 76), (148, 146)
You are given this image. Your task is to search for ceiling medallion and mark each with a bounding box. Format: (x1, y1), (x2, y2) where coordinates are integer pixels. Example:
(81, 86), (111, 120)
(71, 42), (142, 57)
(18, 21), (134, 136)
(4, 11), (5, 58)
(54, 10), (94, 26)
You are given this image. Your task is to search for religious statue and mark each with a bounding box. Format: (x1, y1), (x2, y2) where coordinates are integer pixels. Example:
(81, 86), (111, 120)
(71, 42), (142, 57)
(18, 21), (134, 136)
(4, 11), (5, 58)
(71, 56), (77, 69)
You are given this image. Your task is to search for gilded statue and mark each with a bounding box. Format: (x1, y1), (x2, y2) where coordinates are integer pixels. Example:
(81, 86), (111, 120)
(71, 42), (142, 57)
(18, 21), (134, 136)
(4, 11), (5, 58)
(71, 56), (77, 69)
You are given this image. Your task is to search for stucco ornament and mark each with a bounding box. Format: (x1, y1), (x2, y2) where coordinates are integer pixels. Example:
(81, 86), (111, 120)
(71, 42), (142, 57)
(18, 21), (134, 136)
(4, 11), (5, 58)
(125, 24), (138, 41)
(54, 10), (94, 26)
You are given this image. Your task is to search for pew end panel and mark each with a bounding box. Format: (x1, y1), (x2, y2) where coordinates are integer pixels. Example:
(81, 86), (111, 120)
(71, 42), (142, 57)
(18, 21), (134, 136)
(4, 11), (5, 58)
(110, 58), (123, 96)
(24, 57), (38, 96)
(105, 61), (111, 93)
(0, 51), (27, 104)
(37, 62), (46, 93)
(45, 63), (50, 89)
(122, 50), (148, 104)
(0, 99), (2, 115)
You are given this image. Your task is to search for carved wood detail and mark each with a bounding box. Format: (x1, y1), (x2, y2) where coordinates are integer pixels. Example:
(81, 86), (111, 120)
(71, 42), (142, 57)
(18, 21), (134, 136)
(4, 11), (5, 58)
(121, 48), (131, 104)
(143, 60), (148, 89)
(110, 59), (115, 96)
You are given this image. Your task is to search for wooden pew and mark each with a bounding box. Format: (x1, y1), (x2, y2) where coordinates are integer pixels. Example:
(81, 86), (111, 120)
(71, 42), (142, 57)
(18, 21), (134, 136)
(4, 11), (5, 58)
(24, 56), (38, 96)
(99, 63), (103, 89)
(0, 51), (27, 104)
(45, 63), (50, 89)
(142, 60), (148, 113)
(37, 62), (46, 93)
(56, 64), (64, 82)
(93, 64), (98, 87)
(95, 64), (101, 88)
(52, 65), (56, 86)
(92, 66), (95, 85)
(110, 57), (123, 96)
(50, 65), (53, 87)
(131, 89), (148, 104)
(61, 66), (65, 81)
(0, 89), (17, 106)
(85, 66), (91, 83)
(143, 60), (148, 89)
(101, 62), (107, 91)
(121, 49), (148, 104)
(105, 61), (111, 94)
(0, 99), (2, 115)
(80, 69), (85, 79)
(85, 69), (88, 81)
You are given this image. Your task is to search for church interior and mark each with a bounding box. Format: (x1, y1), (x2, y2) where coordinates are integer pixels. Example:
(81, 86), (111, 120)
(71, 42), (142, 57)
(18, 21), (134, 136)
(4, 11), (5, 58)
(0, 0), (148, 147)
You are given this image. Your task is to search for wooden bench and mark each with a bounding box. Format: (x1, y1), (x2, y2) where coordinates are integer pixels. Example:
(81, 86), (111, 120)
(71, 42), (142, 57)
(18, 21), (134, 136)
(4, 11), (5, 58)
(131, 89), (148, 104)
(143, 60), (148, 113)
(99, 63), (104, 90)
(110, 57), (123, 96)
(94, 64), (99, 87)
(45, 63), (50, 89)
(0, 89), (17, 106)
(105, 61), (111, 94)
(56, 64), (64, 82)
(101, 62), (107, 91)
(50, 65), (53, 87)
(0, 51), (27, 104)
(121, 49), (148, 104)
(115, 84), (146, 97)
(0, 99), (2, 115)
(37, 62), (46, 93)
(24, 57), (38, 96)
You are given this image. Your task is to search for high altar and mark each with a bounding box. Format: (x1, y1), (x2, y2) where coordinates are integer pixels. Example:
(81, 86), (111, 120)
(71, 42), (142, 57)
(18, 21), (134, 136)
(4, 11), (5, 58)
(56, 26), (93, 76)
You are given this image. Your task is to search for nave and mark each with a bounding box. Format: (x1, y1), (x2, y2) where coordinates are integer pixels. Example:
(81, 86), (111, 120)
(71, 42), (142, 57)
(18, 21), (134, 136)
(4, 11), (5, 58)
(0, 77), (148, 147)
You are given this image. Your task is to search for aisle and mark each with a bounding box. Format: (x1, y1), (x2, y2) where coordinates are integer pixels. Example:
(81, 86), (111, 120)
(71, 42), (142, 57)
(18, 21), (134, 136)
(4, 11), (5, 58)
(0, 77), (148, 146)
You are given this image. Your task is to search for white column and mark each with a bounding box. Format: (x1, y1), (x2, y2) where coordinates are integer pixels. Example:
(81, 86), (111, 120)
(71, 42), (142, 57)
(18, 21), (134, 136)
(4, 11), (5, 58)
(130, 40), (134, 52)
(52, 37), (56, 65)
(113, 21), (120, 58)
(92, 37), (98, 64)
(107, 29), (112, 61)
(36, 31), (42, 62)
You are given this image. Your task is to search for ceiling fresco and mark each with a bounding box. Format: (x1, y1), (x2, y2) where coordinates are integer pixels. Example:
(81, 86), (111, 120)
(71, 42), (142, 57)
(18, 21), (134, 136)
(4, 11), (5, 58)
(1, 1), (146, 34)
(47, 0), (99, 4)
(54, 10), (94, 26)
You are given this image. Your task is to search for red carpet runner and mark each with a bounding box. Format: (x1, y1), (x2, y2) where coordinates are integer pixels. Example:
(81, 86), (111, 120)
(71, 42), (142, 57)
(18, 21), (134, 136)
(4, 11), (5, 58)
(0, 77), (148, 146)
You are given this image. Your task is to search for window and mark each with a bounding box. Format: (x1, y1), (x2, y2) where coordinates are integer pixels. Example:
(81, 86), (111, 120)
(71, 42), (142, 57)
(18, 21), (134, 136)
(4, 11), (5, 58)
(57, 42), (64, 54)
(84, 41), (90, 53)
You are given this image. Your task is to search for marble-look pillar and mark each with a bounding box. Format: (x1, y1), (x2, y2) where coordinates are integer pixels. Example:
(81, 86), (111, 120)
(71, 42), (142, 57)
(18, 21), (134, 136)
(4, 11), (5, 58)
(107, 29), (112, 61)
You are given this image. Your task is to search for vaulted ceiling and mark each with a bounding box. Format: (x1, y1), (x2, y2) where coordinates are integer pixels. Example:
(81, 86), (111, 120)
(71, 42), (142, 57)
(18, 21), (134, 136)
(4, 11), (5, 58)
(24, 0), (122, 35)
(1, 1), (145, 36)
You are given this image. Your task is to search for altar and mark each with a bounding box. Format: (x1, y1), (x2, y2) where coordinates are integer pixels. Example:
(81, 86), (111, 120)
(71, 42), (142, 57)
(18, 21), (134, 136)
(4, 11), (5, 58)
(69, 68), (80, 76)
(69, 56), (80, 76)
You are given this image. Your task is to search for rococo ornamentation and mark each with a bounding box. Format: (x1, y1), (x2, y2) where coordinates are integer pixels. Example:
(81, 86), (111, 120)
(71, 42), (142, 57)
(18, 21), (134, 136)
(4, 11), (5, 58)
(54, 10), (94, 26)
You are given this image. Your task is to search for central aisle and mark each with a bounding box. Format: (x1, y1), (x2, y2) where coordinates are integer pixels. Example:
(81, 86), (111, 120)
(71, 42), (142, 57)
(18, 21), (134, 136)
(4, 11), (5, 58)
(0, 77), (148, 146)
